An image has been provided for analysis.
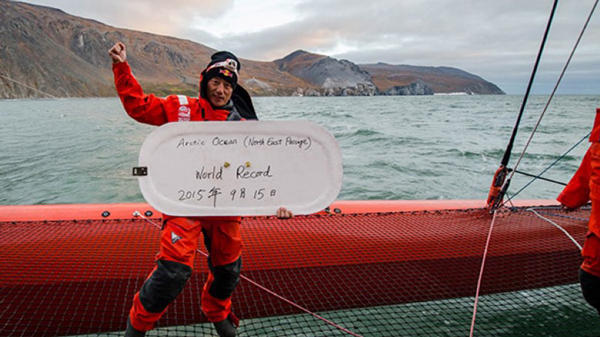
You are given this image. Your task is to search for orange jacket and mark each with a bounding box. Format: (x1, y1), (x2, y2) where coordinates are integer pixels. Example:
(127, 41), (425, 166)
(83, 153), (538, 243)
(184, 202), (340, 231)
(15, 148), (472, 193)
(112, 62), (231, 125)
(591, 108), (600, 143)
(557, 148), (592, 209)
(112, 61), (241, 222)
(558, 109), (600, 207)
(557, 109), (600, 235)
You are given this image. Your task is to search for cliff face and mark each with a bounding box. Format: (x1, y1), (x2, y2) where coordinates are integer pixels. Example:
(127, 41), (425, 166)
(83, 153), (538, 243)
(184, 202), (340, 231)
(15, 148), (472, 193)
(383, 80), (434, 96)
(1, 1), (505, 99)
(0, 1), (305, 98)
(275, 51), (377, 96)
(361, 63), (505, 95)
(0, 3), (116, 98)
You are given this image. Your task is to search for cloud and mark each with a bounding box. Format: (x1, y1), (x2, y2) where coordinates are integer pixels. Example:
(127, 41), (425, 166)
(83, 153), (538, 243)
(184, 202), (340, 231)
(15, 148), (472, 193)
(22, 0), (234, 37)
(19, 0), (600, 94)
(207, 0), (600, 93)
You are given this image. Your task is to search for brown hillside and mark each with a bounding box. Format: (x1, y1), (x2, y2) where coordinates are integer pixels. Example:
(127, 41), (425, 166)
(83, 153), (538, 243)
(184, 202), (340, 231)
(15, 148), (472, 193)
(0, 1), (308, 98)
(362, 63), (504, 95)
(0, 1), (504, 98)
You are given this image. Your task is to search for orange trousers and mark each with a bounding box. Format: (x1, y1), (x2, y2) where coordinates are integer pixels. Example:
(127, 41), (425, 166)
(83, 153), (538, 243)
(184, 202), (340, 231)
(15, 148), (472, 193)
(129, 216), (242, 332)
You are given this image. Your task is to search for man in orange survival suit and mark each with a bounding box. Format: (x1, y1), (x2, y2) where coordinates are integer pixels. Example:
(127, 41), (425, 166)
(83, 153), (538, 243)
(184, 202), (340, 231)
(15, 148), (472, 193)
(108, 42), (294, 337)
(558, 108), (600, 315)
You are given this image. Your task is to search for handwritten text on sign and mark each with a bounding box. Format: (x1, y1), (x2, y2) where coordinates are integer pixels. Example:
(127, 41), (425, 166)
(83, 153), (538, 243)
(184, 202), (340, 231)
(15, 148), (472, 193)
(172, 135), (310, 208)
(137, 121), (342, 216)
(176, 135), (312, 150)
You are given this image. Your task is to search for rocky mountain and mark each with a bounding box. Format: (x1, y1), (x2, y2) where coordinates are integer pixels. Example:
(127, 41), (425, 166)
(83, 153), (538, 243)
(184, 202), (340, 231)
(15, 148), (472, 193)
(275, 50), (377, 96)
(0, 1), (306, 98)
(0, 1), (504, 99)
(361, 63), (505, 95)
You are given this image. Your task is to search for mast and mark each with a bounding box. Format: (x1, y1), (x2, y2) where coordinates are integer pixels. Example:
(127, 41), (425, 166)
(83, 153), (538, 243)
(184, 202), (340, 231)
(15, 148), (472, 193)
(486, 0), (560, 211)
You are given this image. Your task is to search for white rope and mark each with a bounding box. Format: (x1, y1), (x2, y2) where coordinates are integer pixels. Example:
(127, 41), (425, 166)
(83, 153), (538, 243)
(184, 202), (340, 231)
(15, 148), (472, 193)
(0, 74), (58, 99)
(132, 211), (364, 336)
(527, 207), (583, 250)
(469, 210), (498, 337)
(505, 0), (598, 186)
(133, 210), (162, 229)
(1, 73), (121, 132)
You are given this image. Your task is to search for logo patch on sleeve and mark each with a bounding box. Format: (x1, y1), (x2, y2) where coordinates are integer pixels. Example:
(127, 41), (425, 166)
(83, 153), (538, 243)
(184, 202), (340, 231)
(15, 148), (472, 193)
(171, 231), (182, 244)
(178, 106), (191, 122)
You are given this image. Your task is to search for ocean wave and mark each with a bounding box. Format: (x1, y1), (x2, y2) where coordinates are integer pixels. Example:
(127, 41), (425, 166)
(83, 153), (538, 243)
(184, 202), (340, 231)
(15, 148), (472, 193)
(1, 95), (595, 204)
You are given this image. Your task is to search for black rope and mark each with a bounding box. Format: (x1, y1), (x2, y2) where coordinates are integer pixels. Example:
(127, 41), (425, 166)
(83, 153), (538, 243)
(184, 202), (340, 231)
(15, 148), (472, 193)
(504, 132), (590, 204)
(487, 0), (560, 211)
(498, 0), (599, 206)
(500, 0), (559, 167)
(513, 170), (567, 186)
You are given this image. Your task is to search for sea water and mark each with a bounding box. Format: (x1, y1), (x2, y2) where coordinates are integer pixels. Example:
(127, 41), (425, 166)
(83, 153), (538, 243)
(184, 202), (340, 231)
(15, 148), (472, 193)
(0, 95), (597, 205)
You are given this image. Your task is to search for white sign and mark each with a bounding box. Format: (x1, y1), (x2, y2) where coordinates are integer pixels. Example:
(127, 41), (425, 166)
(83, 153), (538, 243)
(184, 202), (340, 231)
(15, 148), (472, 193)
(137, 121), (343, 216)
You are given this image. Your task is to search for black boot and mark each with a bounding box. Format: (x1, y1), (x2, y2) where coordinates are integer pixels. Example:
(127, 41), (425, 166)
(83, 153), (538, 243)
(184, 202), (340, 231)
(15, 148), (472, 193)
(213, 317), (237, 337)
(125, 318), (146, 337)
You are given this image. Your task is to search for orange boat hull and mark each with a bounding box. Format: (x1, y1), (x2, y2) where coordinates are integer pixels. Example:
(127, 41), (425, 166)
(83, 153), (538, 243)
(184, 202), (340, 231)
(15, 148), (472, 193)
(0, 200), (585, 336)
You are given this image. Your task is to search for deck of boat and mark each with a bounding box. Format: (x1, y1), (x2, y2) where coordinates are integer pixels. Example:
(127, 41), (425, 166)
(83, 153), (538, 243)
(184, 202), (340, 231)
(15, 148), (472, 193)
(0, 201), (597, 336)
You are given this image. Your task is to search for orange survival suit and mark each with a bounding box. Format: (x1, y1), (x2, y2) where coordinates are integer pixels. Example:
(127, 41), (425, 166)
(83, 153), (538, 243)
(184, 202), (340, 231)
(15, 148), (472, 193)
(113, 60), (257, 331)
(557, 108), (600, 313)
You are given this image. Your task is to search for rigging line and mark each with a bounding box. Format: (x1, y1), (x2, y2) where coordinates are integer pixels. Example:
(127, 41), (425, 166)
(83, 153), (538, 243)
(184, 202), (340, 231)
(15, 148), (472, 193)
(236, 269), (364, 337)
(503, 132), (591, 204)
(504, 192), (517, 208)
(0, 73), (58, 99)
(529, 210), (589, 223)
(133, 212), (364, 337)
(0, 72), (117, 133)
(527, 208), (583, 250)
(502, 0), (598, 198)
(526, 205), (590, 222)
(1, 68), (133, 120)
(503, 204), (590, 222)
(469, 210), (498, 337)
(133, 211), (161, 228)
(513, 170), (567, 186)
(487, 0), (559, 211)
(500, 0), (559, 168)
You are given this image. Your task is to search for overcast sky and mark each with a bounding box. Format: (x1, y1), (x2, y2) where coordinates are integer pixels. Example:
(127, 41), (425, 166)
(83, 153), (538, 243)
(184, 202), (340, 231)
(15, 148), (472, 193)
(18, 0), (600, 94)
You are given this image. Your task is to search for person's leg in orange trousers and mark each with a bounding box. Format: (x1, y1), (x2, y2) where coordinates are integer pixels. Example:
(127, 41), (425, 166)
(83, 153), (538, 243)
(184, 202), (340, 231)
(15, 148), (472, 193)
(128, 217), (202, 332)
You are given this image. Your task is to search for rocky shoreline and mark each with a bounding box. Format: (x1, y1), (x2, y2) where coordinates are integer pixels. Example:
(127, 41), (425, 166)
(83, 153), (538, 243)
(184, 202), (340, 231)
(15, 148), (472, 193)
(1, 2), (505, 99)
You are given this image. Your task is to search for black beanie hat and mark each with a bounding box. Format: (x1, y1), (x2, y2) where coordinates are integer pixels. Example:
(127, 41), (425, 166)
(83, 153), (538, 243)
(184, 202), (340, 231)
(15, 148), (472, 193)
(200, 51), (241, 97)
